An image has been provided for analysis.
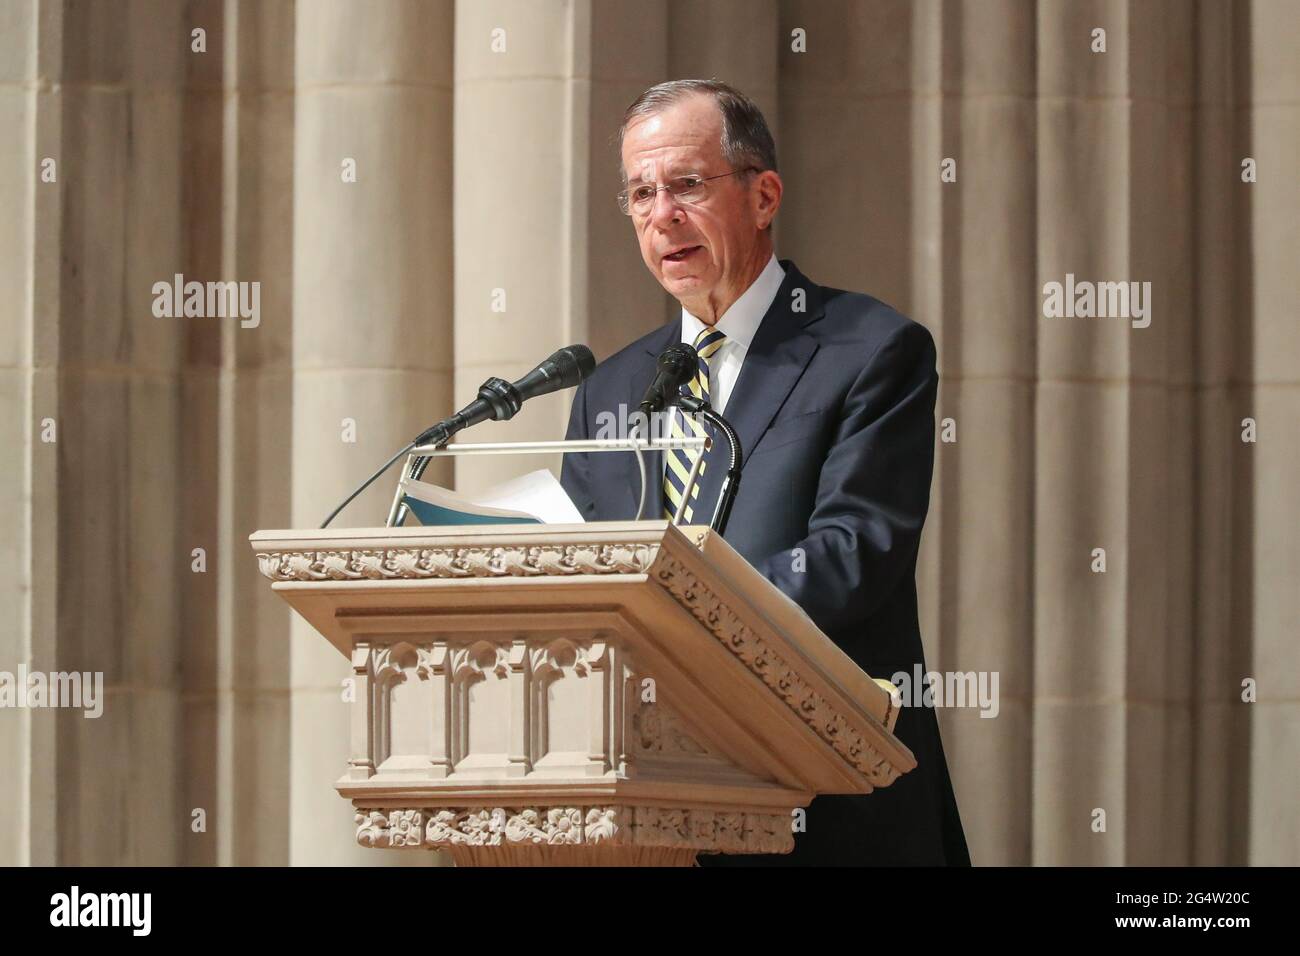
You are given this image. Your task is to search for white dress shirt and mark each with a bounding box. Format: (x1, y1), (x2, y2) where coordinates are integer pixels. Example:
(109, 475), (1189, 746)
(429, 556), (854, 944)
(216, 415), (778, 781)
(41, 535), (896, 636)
(659, 254), (785, 516)
(678, 253), (785, 413)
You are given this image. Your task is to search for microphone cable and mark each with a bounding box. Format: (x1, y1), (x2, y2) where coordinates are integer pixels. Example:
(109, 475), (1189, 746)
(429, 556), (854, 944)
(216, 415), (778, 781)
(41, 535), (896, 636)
(319, 438), (420, 529)
(631, 418), (649, 521)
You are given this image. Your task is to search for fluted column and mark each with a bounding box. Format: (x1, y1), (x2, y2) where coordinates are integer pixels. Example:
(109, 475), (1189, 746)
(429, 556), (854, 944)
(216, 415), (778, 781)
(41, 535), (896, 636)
(777, 0), (921, 303)
(217, 0), (299, 868)
(1241, 0), (1299, 866)
(452, 0), (595, 489)
(921, 0), (1040, 867)
(586, 0), (670, 355)
(1189, 0), (1253, 867)
(1032, 0), (1138, 866)
(1031, 0), (1200, 865)
(291, 0), (453, 864)
(178, 0), (299, 867)
(0, 0), (57, 866)
(0, 0), (190, 864)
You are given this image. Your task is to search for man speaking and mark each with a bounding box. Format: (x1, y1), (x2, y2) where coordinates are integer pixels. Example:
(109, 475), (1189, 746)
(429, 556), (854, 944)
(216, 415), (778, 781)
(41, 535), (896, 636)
(560, 79), (971, 866)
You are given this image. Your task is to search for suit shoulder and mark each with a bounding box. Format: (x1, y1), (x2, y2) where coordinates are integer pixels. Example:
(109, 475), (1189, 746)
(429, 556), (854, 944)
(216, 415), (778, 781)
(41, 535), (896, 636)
(814, 284), (935, 356)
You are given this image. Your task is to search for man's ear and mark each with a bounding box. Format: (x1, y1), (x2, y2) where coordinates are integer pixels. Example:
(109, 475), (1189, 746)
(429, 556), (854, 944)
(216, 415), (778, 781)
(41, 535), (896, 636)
(753, 170), (783, 230)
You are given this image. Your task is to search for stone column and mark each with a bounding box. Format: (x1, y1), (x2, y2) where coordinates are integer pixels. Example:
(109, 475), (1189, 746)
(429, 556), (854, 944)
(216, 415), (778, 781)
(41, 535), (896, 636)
(0, 0), (190, 864)
(178, 0), (226, 867)
(0, 0), (57, 866)
(453, 0), (598, 490)
(587, 0), (673, 358)
(178, 0), (298, 867)
(916, 0), (1039, 867)
(1032, 0), (1143, 866)
(1241, 0), (1299, 866)
(1031, 0), (1202, 865)
(291, 0), (454, 864)
(777, 0), (920, 304)
(1189, 0), (1254, 866)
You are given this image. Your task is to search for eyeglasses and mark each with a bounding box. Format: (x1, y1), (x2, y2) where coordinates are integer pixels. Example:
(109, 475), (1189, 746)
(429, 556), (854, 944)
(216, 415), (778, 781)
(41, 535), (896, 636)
(617, 167), (757, 216)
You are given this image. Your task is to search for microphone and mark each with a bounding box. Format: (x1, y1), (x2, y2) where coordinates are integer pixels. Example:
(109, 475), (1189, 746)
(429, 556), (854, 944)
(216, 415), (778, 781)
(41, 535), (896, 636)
(320, 345), (595, 529)
(413, 344), (596, 446)
(639, 343), (698, 415)
(515, 344), (597, 403)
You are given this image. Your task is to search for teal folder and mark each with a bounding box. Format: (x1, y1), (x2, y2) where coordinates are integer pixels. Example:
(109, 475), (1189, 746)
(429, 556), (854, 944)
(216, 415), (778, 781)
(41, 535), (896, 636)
(400, 493), (542, 527)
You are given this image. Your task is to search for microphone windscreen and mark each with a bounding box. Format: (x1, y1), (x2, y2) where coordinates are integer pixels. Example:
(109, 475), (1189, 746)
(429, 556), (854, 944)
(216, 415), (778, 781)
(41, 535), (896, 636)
(660, 342), (697, 382)
(558, 344), (597, 384)
(665, 343), (696, 371)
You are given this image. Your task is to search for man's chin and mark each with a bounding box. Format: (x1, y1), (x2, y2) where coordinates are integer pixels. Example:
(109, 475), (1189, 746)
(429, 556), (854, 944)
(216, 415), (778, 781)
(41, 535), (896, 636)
(658, 273), (710, 298)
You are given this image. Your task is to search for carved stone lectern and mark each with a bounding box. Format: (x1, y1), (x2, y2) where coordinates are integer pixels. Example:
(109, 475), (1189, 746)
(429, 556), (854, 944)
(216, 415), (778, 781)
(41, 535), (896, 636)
(251, 521), (914, 866)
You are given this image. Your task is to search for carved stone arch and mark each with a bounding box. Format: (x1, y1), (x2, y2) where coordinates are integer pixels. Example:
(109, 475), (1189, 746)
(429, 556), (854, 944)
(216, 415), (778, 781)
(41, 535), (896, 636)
(529, 637), (579, 680)
(374, 641), (421, 689)
(369, 642), (439, 772)
(527, 637), (611, 772)
(448, 641), (511, 768)
(450, 640), (509, 685)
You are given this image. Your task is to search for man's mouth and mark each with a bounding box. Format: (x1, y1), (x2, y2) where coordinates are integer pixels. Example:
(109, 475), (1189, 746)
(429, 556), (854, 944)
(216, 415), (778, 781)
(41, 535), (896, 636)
(663, 245), (703, 263)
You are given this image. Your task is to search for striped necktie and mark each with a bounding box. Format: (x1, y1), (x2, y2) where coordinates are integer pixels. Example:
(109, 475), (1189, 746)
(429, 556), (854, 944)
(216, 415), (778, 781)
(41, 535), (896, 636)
(663, 327), (727, 522)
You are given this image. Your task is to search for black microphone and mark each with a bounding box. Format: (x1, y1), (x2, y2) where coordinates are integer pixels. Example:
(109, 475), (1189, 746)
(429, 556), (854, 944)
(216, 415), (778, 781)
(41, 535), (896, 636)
(514, 343), (596, 403)
(639, 343), (698, 415)
(414, 344), (596, 446)
(321, 345), (596, 529)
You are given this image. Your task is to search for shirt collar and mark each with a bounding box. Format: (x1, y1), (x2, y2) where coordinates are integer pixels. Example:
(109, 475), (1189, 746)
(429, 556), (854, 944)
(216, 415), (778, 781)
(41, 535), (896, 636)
(680, 253), (785, 351)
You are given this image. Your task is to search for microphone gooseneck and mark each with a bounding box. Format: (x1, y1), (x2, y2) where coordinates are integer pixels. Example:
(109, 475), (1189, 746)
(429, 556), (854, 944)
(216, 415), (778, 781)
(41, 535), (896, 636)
(673, 393), (743, 536)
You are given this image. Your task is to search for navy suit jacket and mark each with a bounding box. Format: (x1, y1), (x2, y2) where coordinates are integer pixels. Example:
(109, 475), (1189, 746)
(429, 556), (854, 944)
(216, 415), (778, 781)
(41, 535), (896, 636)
(560, 261), (971, 865)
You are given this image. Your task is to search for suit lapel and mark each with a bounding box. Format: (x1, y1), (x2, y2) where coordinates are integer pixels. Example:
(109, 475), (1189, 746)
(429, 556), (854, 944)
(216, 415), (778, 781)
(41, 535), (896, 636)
(612, 261), (823, 525)
(692, 261), (822, 523)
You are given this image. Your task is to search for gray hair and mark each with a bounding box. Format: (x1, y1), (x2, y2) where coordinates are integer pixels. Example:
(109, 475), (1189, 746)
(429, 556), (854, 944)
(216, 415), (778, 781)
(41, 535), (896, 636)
(617, 78), (778, 182)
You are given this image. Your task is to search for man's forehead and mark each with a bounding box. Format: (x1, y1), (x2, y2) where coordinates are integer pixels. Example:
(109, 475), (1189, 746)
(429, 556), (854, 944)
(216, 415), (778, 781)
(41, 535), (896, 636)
(622, 151), (709, 182)
(621, 98), (723, 179)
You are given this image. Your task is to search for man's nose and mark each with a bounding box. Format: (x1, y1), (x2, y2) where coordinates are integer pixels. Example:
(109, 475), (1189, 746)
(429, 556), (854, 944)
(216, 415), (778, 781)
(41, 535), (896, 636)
(647, 186), (684, 229)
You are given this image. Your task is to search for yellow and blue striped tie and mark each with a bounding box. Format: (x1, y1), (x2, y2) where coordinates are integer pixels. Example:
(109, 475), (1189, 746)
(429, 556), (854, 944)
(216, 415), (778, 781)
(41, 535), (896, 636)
(663, 327), (727, 522)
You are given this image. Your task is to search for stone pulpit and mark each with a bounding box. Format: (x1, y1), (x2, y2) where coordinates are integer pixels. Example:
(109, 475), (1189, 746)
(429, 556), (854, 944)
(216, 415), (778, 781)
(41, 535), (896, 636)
(251, 521), (914, 865)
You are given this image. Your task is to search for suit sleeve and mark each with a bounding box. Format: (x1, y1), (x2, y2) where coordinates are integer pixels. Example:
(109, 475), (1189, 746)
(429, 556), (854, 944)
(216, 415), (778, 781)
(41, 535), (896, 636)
(754, 320), (938, 633)
(559, 381), (595, 516)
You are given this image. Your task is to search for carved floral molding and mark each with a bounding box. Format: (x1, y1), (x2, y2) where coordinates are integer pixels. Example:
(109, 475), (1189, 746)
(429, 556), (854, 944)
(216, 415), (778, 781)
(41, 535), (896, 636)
(652, 555), (901, 788)
(257, 542), (658, 580)
(355, 805), (793, 854)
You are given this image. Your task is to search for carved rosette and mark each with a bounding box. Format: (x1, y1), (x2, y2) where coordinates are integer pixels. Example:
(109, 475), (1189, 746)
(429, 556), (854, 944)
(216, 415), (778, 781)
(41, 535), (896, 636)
(354, 805), (793, 854)
(256, 542), (657, 581)
(633, 703), (709, 755)
(357, 809), (425, 848)
(652, 555), (901, 788)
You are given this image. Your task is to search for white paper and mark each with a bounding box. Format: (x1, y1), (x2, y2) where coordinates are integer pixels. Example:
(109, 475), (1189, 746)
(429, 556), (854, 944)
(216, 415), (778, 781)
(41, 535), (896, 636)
(469, 469), (585, 524)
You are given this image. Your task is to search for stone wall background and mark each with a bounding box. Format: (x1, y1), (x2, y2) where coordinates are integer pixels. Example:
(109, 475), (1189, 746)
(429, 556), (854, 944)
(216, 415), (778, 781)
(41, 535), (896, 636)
(1, 0), (1295, 865)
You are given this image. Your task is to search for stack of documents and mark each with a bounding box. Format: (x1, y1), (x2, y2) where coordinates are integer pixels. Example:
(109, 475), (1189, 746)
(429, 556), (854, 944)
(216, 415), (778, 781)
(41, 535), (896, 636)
(398, 469), (584, 526)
